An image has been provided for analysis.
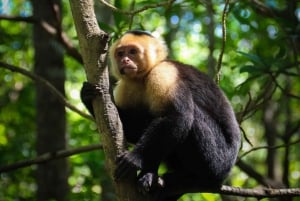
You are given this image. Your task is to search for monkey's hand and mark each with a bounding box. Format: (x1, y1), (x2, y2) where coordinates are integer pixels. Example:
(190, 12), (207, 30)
(80, 82), (104, 117)
(114, 151), (143, 181)
(137, 172), (164, 194)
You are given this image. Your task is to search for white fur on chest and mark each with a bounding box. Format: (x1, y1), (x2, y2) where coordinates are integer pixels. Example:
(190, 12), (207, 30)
(114, 62), (179, 114)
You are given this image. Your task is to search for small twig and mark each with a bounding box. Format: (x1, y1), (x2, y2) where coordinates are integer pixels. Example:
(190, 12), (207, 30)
(99, 0), (175, 15)
(268, 72), (300, 100)
(248, 0), (277, 18)
(239, 138), (300, 159)
(0, 144), (102, 173)
(0, 15), (36, 22)
(240, 125), (253, 147)
(0, 62), (93, 120)
(238, 80), (277, 122)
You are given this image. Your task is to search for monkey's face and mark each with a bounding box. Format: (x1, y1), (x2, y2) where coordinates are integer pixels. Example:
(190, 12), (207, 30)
(109, 32), (168, 80)
(114, 45), (146, 78)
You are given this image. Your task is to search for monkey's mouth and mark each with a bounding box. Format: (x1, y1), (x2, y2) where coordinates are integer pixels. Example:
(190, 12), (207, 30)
(120, 66), (138, 75)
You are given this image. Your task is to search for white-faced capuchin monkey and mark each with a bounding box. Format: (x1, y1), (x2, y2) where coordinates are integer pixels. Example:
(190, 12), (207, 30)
(81, 30), (241, 201)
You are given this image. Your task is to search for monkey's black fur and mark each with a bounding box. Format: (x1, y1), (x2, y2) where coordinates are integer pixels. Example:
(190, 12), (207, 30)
(81, 33), (240, 201)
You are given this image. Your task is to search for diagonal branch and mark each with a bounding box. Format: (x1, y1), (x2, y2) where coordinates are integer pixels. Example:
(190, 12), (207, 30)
(236, 159), (285, 188)
(0, 144), (102, 173)
(0, 14), (82, 63)
(0, 62), (92, 120)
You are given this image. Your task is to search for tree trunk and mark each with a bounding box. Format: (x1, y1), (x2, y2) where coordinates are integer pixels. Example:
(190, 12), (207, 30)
(68, 0), (153, 200)
(31, 0), (69, 200)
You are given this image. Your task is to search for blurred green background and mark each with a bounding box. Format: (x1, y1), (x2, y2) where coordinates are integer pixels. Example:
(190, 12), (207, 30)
(0, 0), (299, 201)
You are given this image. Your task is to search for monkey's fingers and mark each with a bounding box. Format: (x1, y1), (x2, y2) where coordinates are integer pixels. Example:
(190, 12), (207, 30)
(138, 173), (165, 194)
(81, 82), (98, 100)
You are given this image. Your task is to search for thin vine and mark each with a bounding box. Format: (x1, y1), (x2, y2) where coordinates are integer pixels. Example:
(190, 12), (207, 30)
(215, 0), (230, 84)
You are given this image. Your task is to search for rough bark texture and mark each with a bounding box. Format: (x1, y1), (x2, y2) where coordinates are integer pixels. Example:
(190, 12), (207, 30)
(32, 0), (69, 200)
(69, 0), (152, 200)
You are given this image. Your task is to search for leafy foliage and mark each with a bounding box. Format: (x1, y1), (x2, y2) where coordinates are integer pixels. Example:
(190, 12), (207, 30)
(0, 0), (299, 201)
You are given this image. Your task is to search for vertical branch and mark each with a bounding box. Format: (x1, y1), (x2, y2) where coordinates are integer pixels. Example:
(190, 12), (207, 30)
(69, 0), (123, 173)
(68, 1), (152, 200)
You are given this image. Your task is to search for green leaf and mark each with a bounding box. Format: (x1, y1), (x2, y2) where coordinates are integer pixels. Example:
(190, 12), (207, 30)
(237, 51), (266, 67)
(240, 65), (262, 73)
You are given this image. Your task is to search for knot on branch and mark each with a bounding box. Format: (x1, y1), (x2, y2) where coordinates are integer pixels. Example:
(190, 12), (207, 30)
(86, 32), (108, 47)
(95, 83), (110, 96)
(100, 32), (110, 53)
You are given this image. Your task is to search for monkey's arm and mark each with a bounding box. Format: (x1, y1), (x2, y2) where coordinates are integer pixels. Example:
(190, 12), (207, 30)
(114, 86), (195, 180)
(81, 82), (154, 143)
(117, 108), (153, 144)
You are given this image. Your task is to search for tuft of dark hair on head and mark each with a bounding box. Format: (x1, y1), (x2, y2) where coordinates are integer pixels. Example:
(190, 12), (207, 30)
(124, 30), (154, 37)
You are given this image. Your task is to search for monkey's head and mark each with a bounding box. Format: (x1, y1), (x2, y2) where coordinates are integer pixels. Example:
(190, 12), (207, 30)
(109, 31), (168, 79)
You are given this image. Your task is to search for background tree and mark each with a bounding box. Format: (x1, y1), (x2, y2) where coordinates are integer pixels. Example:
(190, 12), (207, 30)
(0, 0), (299, 201)
(31, 0), (69, 200)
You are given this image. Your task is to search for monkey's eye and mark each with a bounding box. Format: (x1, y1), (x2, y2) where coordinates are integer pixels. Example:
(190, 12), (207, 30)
(129, 48), (137, 55)
(116, 51), (124, 57)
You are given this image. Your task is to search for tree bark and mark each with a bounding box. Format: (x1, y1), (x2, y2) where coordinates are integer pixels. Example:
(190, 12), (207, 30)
(68, 0), (152, 200)
(31, 0), (69, 200)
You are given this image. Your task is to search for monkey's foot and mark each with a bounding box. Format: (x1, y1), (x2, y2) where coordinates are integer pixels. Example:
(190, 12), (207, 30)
(137, 172), (164, 194)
